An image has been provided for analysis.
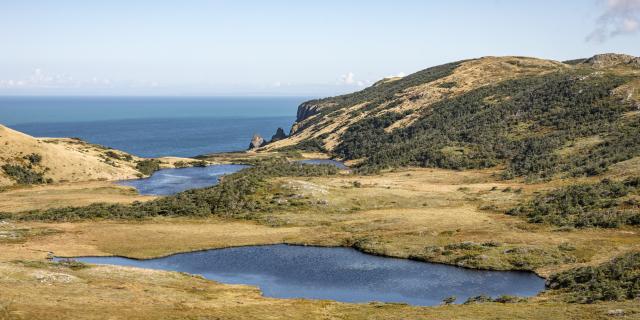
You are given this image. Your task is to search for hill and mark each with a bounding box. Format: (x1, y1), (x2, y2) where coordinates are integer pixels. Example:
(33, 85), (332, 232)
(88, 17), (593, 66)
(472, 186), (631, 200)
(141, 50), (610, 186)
(0, 125), (197, 187)
(0, 125), (145, 186)
(265, 54), (640, 179)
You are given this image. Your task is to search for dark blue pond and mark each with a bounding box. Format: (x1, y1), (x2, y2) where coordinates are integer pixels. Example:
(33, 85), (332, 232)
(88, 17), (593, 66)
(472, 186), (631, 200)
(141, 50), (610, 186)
(61, 244), (545, 306)
(298, 159), (348, 169)
(118, 164), (247, 195)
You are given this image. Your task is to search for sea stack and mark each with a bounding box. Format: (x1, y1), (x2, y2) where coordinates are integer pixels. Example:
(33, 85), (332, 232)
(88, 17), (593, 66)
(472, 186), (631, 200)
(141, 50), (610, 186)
(248, 134), (266, 150)
(270, 127), (287, 142)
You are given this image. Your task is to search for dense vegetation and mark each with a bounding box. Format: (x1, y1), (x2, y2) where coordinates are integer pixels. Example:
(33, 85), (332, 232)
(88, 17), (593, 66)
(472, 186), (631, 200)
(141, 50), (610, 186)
(330, 70), (637, 178)
(0, 152), (50, 184)
(135, 159), (161, 176)
(508, 177), (640, 228)
(547, 251), (640, 303)
(1, 164), (48, 184)
(1, 159), (338, 221)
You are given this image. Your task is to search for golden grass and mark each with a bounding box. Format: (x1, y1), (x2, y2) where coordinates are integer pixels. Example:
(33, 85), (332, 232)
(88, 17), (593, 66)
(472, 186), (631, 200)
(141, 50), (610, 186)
(0, 181), (155, 213)
(1, 167), (639, 319)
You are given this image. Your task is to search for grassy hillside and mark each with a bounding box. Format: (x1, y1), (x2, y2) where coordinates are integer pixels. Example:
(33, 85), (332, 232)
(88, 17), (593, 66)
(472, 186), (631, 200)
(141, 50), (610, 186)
(268, 54), (640, 180)
(0, 125), (201, 187)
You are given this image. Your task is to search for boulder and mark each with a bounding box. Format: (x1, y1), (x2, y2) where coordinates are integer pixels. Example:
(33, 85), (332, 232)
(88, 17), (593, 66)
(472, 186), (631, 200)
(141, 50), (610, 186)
(248, 134), (265, 150)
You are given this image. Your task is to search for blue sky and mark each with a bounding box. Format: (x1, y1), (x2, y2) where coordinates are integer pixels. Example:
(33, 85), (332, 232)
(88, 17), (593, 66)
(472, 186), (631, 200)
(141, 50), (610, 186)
(1, 0), (639, 96)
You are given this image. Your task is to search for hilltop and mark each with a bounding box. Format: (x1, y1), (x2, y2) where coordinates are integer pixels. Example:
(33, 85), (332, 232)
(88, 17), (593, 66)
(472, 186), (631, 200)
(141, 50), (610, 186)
(265, 54), (640, 179)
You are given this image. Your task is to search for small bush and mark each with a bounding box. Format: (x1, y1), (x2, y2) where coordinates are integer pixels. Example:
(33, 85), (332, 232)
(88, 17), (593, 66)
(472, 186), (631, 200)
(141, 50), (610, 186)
(442, 296), (457, 305)
(191, 160), (208, 167)
(174, 161), (189, 168)
(24, 153), (42, 165)
(104, 151), (121, 160)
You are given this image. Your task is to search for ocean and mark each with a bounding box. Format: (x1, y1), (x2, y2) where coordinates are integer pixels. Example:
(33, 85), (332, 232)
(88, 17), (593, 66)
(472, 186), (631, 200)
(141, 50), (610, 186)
(0, 96), (305, 158)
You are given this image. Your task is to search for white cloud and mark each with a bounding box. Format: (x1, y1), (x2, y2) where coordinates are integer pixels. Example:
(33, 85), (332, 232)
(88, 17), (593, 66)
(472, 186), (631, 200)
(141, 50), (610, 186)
(587, 0), (640, 42)
(338, 72), (374, 87)
(0, 68), (88, 89)
(0, 69), (163, 91)
(340, 72), (356, 85)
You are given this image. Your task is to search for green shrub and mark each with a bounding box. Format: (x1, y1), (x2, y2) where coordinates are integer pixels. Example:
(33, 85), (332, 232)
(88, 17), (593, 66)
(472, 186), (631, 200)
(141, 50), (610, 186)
(547, 251), (640, 303)
(1, 164), (46, 184)
(191, 160), (208, 167)
(104, 151), (121, 160)
(174, 161), (189, 168)
(24, 153), (42, 165)
(442, 296), (457, 304)
(508, 177), (640, 228)
(136, 159), (161, 176)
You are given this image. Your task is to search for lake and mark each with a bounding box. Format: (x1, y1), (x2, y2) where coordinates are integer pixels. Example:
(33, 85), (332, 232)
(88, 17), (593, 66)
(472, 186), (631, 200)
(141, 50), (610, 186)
(61, 244), (546, 306)
(1, 96), (304, 157)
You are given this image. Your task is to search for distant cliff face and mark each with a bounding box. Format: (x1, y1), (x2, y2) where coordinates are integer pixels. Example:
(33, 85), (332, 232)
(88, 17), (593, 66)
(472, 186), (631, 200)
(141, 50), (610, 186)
(264, 54), (640, 179)
(583, 53), (640, 68)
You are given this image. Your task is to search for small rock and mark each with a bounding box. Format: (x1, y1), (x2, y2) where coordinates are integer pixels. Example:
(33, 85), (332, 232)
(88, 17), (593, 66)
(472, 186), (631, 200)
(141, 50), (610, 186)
(606, 309), (625, 317)
(32, 270), (78, 284)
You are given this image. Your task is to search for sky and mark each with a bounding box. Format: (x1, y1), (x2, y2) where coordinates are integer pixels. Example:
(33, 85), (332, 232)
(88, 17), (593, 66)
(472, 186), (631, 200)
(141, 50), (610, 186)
(0, 0), (639, 96)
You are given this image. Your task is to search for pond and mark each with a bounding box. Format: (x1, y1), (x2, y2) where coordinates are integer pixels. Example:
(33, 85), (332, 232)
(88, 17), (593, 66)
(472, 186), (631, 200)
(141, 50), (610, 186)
(60, 244), (545, 306)
(118, 164), (247, 195)
(298, 159), (348, 169)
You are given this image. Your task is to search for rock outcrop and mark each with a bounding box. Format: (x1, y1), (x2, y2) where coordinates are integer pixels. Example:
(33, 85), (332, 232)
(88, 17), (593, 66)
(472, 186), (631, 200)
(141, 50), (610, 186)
(582, 53), (639, 68)
(248, 134), (266, 150)
(270, 127), (287, 142)
(296, 100), (330, 122)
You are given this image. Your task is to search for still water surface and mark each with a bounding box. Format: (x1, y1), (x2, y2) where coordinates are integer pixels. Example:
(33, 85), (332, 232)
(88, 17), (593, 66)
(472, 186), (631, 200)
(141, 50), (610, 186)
(64, 244), (545, 306)
(118, 164), (247, 195)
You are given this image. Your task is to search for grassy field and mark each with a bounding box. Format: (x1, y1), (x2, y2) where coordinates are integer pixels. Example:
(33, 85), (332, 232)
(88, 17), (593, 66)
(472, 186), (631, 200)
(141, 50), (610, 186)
(1, 166), (639, 319)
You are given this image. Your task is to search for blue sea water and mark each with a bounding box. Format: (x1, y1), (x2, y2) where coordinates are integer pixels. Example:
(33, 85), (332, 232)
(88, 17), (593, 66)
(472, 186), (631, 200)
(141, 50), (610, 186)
(0, 96), (304, 157)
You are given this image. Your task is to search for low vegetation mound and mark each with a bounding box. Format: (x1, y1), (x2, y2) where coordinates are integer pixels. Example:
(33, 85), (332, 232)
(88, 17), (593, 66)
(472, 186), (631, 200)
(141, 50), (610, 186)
(547, 251), (640, 303)
(1, 159), (338, 221)
(508, 177), (640, 228)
